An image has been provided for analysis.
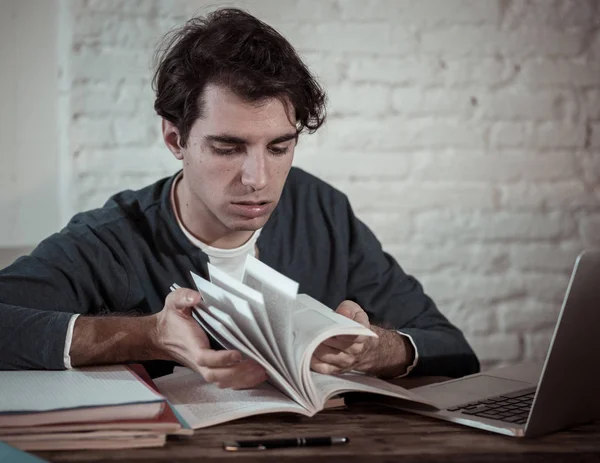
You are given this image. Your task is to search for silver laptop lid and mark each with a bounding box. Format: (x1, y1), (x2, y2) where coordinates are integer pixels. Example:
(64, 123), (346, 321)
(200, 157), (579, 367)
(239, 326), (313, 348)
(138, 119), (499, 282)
(525, 249), (600, 437)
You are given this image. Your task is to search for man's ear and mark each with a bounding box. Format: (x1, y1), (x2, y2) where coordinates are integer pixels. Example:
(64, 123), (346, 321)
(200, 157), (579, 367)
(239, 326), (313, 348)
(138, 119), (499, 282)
(162, 119), (184, 160)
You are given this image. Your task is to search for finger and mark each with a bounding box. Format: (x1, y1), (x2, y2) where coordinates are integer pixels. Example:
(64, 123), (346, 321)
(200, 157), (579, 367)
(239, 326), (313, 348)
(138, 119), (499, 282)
(202, 360), (268, 389)
(310, 356), (342, 375)
(166, 288), (203, 312)
(229, 365), (269, 390)
(194, 349), (243, 368)
(313, 344), (355, 370)
(335, 300), (363, 320)
(322, 334), (368, 351)
(336, 301), (370, 328)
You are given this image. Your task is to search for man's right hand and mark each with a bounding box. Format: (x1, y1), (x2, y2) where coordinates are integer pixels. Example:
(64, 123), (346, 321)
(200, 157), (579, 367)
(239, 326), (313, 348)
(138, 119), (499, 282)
(151, 288), (268, 390)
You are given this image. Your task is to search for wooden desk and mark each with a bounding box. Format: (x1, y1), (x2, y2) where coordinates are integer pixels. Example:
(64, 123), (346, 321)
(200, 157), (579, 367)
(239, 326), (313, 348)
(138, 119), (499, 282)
(34, 404), (600, 462)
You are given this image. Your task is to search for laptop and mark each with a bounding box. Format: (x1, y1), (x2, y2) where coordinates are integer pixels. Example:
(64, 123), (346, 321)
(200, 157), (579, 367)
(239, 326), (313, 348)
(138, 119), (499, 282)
(381, 249), (600, 437)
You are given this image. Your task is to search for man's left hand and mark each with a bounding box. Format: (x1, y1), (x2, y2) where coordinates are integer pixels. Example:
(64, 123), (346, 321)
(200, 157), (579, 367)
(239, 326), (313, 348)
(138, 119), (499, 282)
(310, 300), (415, 378)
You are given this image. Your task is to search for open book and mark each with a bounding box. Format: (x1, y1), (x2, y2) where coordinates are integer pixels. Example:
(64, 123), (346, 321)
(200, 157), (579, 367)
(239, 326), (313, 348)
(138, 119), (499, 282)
(155, 255), (436, 429)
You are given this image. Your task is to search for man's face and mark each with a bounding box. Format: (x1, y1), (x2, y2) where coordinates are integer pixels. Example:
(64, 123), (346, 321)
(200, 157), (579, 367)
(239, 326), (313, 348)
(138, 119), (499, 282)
(164, 83), (297, 244)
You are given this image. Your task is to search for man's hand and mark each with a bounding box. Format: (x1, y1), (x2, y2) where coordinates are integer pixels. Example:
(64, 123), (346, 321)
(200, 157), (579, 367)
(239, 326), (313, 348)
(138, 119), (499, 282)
(151, 288), (268, 389)
(310, 301), (371, 375)
(310, 300), (415, 378)
(70, 288), (268, 390)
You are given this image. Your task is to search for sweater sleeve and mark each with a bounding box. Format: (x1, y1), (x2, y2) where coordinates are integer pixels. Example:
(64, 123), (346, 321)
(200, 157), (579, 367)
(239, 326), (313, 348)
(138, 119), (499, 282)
(344, 200), (480, 378)
(0, 226), (131, 370)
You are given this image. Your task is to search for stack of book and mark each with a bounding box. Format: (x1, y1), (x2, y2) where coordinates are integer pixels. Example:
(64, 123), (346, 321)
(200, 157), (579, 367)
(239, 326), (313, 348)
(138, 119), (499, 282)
(0, 364), (188, 451)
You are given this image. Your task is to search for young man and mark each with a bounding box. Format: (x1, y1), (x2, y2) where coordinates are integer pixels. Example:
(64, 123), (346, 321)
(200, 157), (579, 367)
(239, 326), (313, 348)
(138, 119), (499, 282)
(0, 9), (479, 386)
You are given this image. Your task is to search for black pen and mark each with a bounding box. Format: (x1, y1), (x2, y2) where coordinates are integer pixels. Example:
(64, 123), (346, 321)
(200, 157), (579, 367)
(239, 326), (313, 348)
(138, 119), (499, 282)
(223, 436), (349, 451)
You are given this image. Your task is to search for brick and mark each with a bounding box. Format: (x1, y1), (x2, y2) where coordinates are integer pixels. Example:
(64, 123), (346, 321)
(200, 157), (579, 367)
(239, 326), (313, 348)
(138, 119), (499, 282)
(342, 182), (494, 213)
(418, 273), (526, 304)
(478, 90), (577, 121)
(499, 181), (595, 210)
(521, 273), (572, 304)
(236, 0), (339, 22)
(498, 299), (561, 332)
(490, 123), (586, 149)
(322, 118), (487, 151)
(490, 122), (535, 149)
(509, 243), (583, 273)
(592, 123), (600, 148)
(577, 150), (600, 189)
(385, 243), (509, 274)
(74, 147), (179, 175)
(411, 151), (577, 183)
(415, 211), (576, 242)
(535, 123), (586, 149)
(328, 83), (391, 116)
(347, 57), (443, 85)
(283, 23), (412, 55)
(582, 90), (600, 120)
(521, 60), (600, 86)
(504, 0), (599, 28)
(444, 303), (497, 336)
(339, 0), (500, 24)
(579, 215), (600, 247)
(81, 0), (158, 15)
(71, 117), (113, 151)
(524, 331), (554, 363)
(468, 333), (521, 363)
(392, 89), (474, 117)
(295, 151), (411, 181)
(71, 83), (143, 115)
(71, 50), (152, 84)
(421, 26), (499, 56)
(355, 212), (413, 245)
(299, 52), (346, 87)
(112, 117), (157, 146)
(442, 58), (512, 87)
(75, 172), (168, 212)
(421, 26), (584, 58)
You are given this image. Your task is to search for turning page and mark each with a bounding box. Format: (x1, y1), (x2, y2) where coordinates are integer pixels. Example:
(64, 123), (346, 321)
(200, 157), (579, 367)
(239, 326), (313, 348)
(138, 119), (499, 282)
(202, 265), (290, 380)
(242, 255), (298, 378)
(154, 369), (310, 429)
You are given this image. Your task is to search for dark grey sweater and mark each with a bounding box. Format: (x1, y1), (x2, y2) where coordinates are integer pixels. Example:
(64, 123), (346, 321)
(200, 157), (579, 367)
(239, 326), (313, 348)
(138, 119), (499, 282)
(0, 168), (479, 377)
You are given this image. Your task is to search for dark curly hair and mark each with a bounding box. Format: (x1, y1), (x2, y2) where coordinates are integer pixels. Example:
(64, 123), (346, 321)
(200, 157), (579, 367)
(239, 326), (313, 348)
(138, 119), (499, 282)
(152, 8), (327, 147)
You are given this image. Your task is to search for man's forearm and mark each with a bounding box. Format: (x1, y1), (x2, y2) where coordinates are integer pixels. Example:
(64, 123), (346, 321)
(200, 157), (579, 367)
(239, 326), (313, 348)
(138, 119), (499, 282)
(70, 315), (162, 367)
(360, 326), (415, 378)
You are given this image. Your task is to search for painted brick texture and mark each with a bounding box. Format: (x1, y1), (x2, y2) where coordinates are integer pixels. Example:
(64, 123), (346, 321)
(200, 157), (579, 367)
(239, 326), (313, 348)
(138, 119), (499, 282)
(67, 0), (600, 369)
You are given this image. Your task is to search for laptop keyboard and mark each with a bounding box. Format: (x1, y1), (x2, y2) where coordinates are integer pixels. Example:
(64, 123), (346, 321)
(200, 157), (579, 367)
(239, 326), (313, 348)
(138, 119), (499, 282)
(445, 387), (537, 425)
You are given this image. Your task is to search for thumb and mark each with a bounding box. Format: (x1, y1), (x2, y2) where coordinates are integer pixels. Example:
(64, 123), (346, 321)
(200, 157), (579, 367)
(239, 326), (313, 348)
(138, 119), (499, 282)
(166, 288), (202, 314)
(336, 300), (369, 328)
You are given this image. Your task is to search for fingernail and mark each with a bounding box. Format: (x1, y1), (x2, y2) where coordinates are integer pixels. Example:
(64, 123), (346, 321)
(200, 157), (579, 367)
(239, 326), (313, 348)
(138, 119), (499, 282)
(186, 295), (195, 303)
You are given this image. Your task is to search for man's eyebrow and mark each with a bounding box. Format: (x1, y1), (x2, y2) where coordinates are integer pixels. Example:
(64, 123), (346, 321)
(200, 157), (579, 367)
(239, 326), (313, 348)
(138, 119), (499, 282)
(205, 135), (246, 144)
(268, 132), (298, 145)
(205, 132), (298, 145)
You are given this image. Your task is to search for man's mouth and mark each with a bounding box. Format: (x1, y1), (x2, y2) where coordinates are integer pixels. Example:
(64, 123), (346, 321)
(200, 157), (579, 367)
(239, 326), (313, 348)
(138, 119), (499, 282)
(229, 200), (272, 219)
(232, 201), (269, 206)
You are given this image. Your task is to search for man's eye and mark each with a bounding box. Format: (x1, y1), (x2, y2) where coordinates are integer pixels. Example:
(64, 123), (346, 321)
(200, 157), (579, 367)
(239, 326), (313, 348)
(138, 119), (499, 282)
(212, 146), (239, 155)
(269, 146), (289, 156)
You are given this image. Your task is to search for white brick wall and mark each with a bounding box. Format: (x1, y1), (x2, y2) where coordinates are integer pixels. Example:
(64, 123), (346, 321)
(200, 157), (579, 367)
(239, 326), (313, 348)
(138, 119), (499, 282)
(67, 0), (600, 369)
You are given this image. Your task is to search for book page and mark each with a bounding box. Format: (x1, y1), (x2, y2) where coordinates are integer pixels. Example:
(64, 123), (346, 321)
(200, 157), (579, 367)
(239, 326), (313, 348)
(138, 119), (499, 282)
(0, 366), (164, 413)
(195, 307), (308, 407)
(293, 295), (376, 369)
(200, 267), (289, 379)
(191, 271), (283, 370)
(154, 369), (311, 429)
(310, 372), (438, 410)
(242, 255), (298, 380)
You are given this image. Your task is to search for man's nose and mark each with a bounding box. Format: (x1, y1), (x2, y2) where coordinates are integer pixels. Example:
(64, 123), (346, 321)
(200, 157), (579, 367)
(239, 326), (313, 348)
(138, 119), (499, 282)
(240, 149), (268, 191)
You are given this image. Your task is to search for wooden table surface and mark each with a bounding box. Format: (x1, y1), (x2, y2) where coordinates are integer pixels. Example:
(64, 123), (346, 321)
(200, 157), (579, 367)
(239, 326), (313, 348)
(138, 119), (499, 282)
(34, 403), (600, 463)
